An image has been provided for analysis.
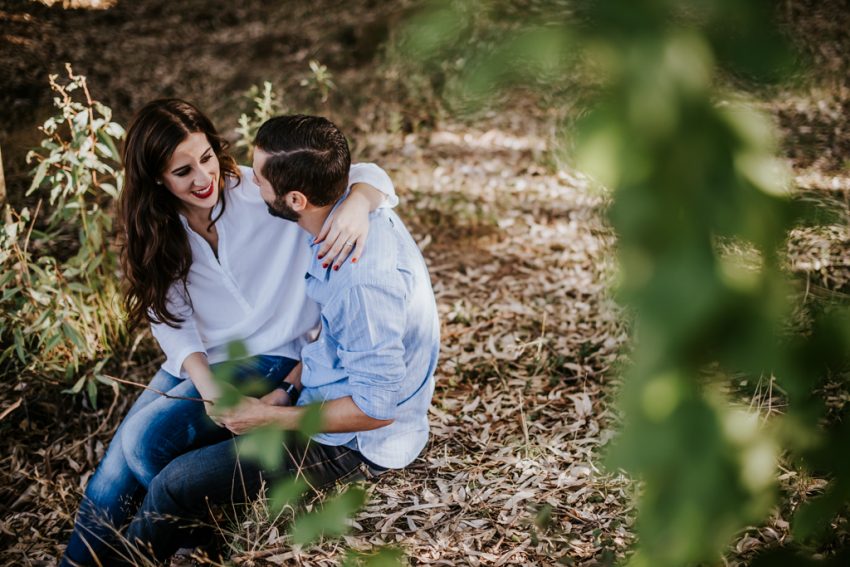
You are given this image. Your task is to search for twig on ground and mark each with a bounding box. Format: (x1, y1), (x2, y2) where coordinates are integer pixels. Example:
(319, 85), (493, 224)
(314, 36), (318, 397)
(0, 398), (22, 422)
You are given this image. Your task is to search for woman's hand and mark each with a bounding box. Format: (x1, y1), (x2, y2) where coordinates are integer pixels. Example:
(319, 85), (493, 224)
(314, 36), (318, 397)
(315, 183), (384, 269)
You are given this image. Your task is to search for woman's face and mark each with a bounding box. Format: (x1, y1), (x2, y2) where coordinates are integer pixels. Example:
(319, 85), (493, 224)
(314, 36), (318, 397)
(160, 131), (220, 218)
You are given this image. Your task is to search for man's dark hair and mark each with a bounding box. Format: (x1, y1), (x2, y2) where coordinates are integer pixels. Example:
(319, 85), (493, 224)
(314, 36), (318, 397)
(254, 115), (351, 206)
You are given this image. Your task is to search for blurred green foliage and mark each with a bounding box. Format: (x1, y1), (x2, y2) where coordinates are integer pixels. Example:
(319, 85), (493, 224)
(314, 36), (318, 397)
(1, 64), (126, 406)
(290, 486), (367, 545)
(400, 0), (850, 564)
(343, 546), (406, 567)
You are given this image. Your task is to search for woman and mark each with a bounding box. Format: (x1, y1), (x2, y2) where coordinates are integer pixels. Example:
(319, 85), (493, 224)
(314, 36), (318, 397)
(60, 99), (397, 566)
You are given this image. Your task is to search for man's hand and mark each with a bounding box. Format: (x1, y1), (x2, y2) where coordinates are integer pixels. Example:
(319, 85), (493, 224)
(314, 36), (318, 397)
(218, 396), (273, 435)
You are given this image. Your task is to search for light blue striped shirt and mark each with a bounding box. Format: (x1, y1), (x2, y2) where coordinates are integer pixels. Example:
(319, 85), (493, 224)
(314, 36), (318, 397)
(297, 207), (440, 469)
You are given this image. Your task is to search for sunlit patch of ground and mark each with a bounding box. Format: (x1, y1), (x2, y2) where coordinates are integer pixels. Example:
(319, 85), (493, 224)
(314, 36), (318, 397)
(32, 0), (116, 8)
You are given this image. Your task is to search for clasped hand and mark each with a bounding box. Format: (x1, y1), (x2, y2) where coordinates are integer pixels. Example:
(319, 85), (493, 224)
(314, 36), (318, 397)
(211, 388), (291, 435)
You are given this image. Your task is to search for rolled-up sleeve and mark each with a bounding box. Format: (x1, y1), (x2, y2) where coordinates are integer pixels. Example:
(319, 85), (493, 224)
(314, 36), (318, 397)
(324, 282), (406, 421)
(348, 163), (399, 208)
(149, 284), (206, 377)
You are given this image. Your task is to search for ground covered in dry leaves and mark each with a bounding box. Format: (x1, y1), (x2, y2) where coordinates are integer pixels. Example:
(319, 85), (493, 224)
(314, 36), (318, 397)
(2, 0), (850, 565)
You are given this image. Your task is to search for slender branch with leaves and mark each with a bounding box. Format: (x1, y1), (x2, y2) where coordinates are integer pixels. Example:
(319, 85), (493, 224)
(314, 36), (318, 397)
(1, 64), (126, 406)
(400, 0), (850, 565)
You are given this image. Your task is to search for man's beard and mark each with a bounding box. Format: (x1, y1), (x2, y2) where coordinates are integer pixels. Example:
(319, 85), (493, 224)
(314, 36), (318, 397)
(265, 197), (300, 222)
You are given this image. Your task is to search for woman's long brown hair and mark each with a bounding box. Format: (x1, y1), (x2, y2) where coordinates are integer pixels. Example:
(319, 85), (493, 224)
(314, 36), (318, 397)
(119, 99), (240, 330)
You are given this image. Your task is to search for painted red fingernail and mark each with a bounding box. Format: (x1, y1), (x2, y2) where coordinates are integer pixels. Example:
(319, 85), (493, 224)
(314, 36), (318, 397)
(322, 263), (329, 268)
(351, 258), (358, 263)
(318, 253), (324, 259)
(333, 265), (340, 271)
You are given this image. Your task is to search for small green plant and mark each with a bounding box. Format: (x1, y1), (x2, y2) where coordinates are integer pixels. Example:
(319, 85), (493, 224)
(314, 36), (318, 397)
(235, 60), (335, 158)
(300, 59), (337, 103)
(1, 64), (126, 405)
(235, 81), (285, 154)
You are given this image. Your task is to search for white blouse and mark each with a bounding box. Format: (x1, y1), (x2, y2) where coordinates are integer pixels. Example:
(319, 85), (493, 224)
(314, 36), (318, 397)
(149, 164), (398, 377)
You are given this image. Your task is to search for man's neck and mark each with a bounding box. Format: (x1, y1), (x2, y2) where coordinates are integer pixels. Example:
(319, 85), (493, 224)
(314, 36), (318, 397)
(298, 206), (333, 239)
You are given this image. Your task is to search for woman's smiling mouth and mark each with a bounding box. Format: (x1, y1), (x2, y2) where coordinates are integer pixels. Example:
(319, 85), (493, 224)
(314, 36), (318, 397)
(191, 179), (214, 199)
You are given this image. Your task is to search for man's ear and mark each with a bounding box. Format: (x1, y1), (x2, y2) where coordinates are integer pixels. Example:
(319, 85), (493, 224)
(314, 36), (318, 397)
(286, 190), (309, 212)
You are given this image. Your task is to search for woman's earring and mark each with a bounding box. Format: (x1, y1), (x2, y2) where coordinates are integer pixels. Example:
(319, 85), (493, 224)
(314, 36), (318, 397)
(155, 180), (163, 185)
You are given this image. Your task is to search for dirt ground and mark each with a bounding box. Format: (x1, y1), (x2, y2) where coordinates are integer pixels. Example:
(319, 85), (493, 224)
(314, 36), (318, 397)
(1, 0), (850, 565)
(0, 0), (418, 201)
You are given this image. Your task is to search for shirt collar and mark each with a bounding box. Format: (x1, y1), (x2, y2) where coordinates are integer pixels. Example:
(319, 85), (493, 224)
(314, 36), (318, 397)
(304, 189), (350, 282)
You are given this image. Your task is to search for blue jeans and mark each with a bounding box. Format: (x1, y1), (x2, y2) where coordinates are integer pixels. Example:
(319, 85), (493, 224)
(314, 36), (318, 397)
(118, 434), (369, 565)
(60, 355), (297, 567)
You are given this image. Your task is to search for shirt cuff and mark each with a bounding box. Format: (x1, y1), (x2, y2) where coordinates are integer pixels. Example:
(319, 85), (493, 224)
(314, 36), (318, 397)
(349, 163), (399, 208)
(350, 385), (398, 421)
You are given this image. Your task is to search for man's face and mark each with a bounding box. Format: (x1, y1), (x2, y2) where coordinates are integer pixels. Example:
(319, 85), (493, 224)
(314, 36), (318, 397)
(252, 147), (300, 221)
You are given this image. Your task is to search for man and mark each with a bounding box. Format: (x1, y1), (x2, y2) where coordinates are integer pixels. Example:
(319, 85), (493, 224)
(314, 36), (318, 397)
(121, 115), (439, 562)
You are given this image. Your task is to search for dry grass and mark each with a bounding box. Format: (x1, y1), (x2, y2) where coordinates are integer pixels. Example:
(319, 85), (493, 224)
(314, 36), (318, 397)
(2, 0), (850, 565)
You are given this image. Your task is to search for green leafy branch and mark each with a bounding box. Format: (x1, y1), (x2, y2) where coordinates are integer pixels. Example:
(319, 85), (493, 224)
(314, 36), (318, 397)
(399, 0), (850, 565)
(2, 64), (127, 405)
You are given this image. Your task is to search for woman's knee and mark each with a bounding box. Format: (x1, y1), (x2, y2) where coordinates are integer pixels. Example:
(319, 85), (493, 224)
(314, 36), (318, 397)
(121, 399), (191, 487)
(123, 370), (181, 422)
(121, 411), (163, 487)
(121, 390), (221, 488)
(84, 436), (139, 508)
